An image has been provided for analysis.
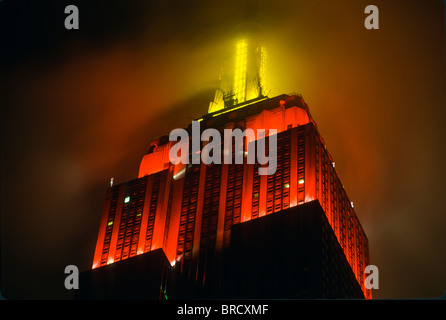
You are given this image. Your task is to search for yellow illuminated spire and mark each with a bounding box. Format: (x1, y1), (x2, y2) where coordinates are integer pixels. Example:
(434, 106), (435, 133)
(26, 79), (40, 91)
(234, 39), (248, 104)
(208, 25), (267, 114)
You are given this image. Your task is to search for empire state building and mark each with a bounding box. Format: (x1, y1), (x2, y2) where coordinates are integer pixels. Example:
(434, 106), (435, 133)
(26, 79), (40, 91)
(77, 23), (371, 300)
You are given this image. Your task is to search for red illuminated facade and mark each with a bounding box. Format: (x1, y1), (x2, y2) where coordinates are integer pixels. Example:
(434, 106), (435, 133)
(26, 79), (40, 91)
(91, 93), (371, 299)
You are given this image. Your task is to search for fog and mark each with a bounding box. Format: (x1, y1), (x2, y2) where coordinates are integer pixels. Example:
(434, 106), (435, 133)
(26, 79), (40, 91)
(1, 0), (445, 299)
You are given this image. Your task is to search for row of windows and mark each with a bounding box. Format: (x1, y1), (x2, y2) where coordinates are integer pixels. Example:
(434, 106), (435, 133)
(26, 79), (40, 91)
(223, 162), (244, 248)
(143, 173), (161, 253)
(100, 187), (120, 266)
(99, 174), (169, 266)
(312, 127), (369, 297)
(297, 126), (305, 204)
(200, 163), (222, 252)
(266, 131), (292, 215)
(114, 178), (148, 262)
(197, 163), (222, 284)
(176, 164), (201, 266)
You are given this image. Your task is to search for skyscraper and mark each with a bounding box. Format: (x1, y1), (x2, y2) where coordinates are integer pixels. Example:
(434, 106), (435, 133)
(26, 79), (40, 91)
(78, 28), (371, 300)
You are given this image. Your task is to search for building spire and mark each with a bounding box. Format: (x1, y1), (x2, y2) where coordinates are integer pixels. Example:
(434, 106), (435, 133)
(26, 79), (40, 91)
(208, 17), (267, 113)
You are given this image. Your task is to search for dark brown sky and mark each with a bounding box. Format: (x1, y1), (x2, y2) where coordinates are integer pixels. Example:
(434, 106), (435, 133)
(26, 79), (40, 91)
(1, 0), (445, 299)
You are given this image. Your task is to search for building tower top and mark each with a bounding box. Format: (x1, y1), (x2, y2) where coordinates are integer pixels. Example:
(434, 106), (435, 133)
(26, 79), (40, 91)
(208, 22), (267, 113)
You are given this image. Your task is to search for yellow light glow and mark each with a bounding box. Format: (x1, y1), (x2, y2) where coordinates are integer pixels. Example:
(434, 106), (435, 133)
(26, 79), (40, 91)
(234, 39), (247, 104)
(259, 46), (266, 94)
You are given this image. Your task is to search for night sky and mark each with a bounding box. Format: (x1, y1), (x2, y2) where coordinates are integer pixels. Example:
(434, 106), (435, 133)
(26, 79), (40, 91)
(1, 0), (445, 299)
